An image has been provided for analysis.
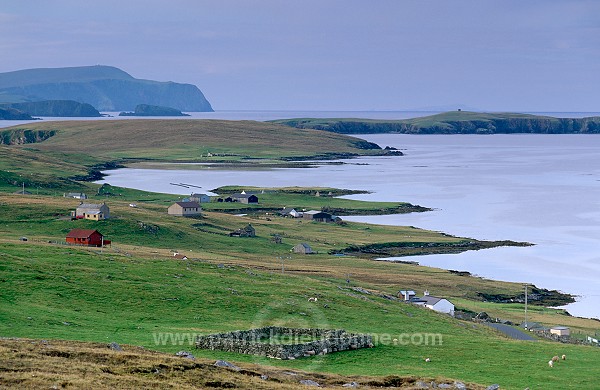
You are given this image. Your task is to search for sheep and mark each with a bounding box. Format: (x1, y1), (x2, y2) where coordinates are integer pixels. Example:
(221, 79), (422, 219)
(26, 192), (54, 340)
(548, 360), (554, 368)
(562, 354), (566, 360)
(552, 355), (559, 363)
(308, 297), (318, 302)
(425, 358), (431, 363)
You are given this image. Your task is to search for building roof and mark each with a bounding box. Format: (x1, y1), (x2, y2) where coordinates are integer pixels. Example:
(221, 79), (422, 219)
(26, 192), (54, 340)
(417, 295), (445, 305)
(399, 290), (416, 296)
(281, 207), (296, 214)
(174, 201), (201, 208)
(66, 229), (101, 239)
(230, 193), (257, 199)
(295, 243), (312, 249)
(78, 203), (105, 209)
(551, 326), (570, 330)
(191, 193), (208, 197)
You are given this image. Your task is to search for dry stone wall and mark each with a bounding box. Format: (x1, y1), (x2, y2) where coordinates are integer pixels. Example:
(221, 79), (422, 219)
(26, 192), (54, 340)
(195, 326), (373, 360)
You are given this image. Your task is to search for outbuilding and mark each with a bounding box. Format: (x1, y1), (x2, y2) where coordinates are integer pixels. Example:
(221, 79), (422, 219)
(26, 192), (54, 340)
(293, 243), (313, 254)
(550, 326), (570, 337)
(168, 201), (202, 217)
(66, 229), (109, 247)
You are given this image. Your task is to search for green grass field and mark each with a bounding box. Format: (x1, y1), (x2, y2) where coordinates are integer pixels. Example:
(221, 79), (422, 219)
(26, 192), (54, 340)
(1, 241), (598, 389)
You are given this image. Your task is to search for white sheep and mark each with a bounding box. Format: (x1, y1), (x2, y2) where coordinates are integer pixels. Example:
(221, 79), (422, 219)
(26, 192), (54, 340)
(308, 297), (318, 302)
(562, 354), (566, 360)
(425, 358), (431, 363)
(548, 360), (554, 368)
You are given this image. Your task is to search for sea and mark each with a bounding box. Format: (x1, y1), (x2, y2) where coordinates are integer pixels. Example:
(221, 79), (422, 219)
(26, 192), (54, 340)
(3, 110), (600, 319)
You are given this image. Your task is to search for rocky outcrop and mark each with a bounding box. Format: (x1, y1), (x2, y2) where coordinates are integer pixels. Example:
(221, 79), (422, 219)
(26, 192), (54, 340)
(119, 104), (190, 117)
(0, 129), (55, 145)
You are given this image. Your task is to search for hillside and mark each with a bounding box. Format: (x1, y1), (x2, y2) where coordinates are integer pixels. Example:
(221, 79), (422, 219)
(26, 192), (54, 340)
(119, 104), (190, 116)
(0, 107), (34, 120)
(0, 65), (213, 112)
(272, 111), (600, 134)
(0, 119), (383, 162)
(1, 100), (101, 117)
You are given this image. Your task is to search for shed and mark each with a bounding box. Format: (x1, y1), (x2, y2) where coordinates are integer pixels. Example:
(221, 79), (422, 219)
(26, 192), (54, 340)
(66, 229), (109, 247)
(550, 326), (570, 337)
(303, 210), (334, 222)
(64, 192), (87, 200)
(189, 193), (211, 203)
(293, 243), (313, 254)
(227, 193), (259, 204)
(399, 290), (416, 301)
(168, 201), (202, 217)
(279, 207), (301, 218)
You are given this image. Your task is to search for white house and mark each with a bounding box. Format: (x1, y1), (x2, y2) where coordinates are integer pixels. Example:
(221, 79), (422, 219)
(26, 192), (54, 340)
(412, 291), (455, 316)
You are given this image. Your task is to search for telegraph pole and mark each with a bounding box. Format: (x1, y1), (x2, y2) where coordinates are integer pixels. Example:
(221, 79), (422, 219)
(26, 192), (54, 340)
(524, 283), (529, 330)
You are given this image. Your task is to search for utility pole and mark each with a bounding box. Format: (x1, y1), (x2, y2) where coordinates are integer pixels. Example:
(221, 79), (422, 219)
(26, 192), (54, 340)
(524, 283), (529, 330)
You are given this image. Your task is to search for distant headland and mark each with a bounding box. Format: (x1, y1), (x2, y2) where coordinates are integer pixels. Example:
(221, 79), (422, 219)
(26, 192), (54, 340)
(272, 111), (600, 134)
(0, 65), (213, 112)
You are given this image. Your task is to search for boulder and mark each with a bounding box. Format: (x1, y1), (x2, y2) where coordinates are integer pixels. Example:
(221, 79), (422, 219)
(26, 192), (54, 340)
(299, 379), (321, 386)
(214, 360), (240, 371)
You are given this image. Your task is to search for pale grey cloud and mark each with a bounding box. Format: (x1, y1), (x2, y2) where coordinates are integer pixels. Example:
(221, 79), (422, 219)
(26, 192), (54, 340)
(0, 0), (598, 111)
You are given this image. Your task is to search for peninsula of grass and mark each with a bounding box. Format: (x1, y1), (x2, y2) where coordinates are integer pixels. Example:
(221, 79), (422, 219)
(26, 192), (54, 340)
(271, 111), (600, 134)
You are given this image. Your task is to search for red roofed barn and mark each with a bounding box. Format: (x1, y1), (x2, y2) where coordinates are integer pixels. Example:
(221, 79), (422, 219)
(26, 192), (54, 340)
(66, 229), (110, 247)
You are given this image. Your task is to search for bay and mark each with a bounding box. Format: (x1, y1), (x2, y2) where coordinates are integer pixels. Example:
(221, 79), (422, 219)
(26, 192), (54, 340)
(97, 133), (600, 319)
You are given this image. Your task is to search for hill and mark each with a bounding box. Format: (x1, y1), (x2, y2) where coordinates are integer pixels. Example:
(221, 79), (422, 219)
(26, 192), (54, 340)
(0, 65), (213, 112)
(272, 111), (600, 134)
(0, 106), (34, 120)
(0, 119), (383, 163)
(1, 100), (101, 117)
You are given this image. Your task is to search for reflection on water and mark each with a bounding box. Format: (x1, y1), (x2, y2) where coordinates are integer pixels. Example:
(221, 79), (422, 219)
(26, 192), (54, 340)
(98, 134), (600, 318)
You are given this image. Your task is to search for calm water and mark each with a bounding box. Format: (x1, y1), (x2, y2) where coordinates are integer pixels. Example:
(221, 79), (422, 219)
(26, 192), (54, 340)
(2, 110), (600, 129)
(97, 133), (600, 319)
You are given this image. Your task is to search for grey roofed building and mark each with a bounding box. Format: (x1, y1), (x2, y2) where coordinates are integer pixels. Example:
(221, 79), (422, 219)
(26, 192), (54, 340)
(167, 201), (202, 217)
(227, 193), (259, 204)
(64, 192), (87, 199)
(75, 202), (110, 219)
(292, 243), (313, 254)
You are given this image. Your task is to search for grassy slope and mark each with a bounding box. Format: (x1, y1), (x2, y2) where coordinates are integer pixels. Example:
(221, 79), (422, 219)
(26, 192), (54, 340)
(1, 240), (598, 390)
(1, 119), (382, 161)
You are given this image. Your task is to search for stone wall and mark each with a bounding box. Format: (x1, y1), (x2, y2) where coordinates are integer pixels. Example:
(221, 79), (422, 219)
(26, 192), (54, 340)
(195, 326), (373, 360)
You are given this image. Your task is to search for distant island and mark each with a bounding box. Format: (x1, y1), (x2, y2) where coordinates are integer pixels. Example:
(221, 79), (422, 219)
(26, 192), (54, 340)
(1, 100), (101, 117)
(119, 104), (190, 117)
(0, 65), (213, 112)
(272, 111), (600, 134)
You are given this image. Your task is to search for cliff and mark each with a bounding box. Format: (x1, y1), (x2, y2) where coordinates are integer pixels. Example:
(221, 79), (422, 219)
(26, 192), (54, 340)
(272, 111), (600, 134)
(0, 65), (213, 112)
(1, 100), (101, 117)
(118, 104), (190, 117)
(0, 107), (34, 120)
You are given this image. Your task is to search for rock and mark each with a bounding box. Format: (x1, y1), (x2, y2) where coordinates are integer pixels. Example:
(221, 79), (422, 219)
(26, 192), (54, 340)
(260, 374), (269, 380)
(454, 382), (466, 389)
(299, 379), (321, 386)
(342, 382), (359, 388)
(438, 384), (452, 389)
(415, 381), (429, 389)
(475, 312), (490, 321)
(214, 360), (240, 371)
(108, 342), (123, 351)
(485, 385), (500, 390)
(175, 350), (195, 360)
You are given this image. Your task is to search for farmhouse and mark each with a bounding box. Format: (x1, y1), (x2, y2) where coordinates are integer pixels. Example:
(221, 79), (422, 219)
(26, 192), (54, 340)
(66, 229), (110, 247)
(225, 193), (259, 204)
(302, 210), (336, 222)
(229, 224), (256, 237)
(411, 291), (455, 316)
(293, 243), (313, 254)
(550, 326), (570, 337)
(167, 201), (202, 217)
(189, 193), (211, 203)
(75, 202), (110, 220)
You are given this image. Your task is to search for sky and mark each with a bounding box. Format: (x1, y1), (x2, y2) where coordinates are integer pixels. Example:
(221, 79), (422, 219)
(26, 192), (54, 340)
(1, 0), (599, 112)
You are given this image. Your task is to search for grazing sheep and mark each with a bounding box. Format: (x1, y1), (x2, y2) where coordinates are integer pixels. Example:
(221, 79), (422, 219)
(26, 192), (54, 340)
(548, 360), (554, 368)
(552, 355), (559, 363)
(425, 358), (431, 363)
(308, 297), (318, 302)
(562, 354), (566, 360)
